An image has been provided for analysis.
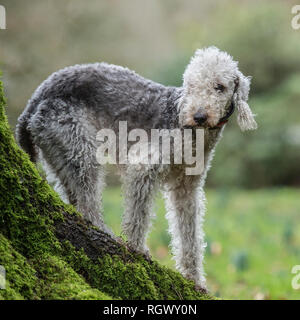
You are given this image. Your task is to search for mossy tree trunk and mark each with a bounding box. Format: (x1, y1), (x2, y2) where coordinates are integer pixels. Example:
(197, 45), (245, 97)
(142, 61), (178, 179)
(0, 79), (211, 300)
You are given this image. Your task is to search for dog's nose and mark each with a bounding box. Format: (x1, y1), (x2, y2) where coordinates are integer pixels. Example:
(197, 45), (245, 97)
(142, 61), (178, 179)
(193, 112), (207, 125)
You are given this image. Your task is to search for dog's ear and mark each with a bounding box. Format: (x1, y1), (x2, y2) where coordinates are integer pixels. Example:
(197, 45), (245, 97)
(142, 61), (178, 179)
(234, 71), (257, 131)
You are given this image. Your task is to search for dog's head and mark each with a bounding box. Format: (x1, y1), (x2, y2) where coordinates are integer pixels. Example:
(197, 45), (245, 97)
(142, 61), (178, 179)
(178, 46), (257, 131)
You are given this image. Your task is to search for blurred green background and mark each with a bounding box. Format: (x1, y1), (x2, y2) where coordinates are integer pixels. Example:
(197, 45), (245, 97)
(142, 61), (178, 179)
(1, 0), (300, 299)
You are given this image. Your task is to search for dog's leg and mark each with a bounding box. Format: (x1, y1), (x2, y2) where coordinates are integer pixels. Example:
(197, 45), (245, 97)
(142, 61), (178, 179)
(121, 165), (157, 256)
(64, 163), (109, 234)
(164, 176), (207, 289)
(29, 100), (112, 235)
(40, 153), (70, 204)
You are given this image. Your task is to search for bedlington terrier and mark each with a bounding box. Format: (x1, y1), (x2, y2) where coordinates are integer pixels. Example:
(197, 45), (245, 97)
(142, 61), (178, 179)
(16, 46), (257, 290)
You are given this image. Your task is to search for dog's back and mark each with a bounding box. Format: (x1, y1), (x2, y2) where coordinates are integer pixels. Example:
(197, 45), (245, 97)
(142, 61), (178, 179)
(16, 62), (171, 163)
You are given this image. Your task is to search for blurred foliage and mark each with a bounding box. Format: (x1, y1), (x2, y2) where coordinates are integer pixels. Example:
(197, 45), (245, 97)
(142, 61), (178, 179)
(103, 186), (300, 300)
(1, 0), (300, 187)
(155, 1), (300, 94)
(232, 251), (250, 272)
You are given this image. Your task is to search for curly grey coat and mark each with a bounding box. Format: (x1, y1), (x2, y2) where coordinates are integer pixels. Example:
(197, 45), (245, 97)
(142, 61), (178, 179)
(16, 47), (257, 289)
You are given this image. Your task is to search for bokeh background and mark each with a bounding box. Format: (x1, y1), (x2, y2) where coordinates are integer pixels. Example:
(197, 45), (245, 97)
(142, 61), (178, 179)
(1, 0), (300, 299)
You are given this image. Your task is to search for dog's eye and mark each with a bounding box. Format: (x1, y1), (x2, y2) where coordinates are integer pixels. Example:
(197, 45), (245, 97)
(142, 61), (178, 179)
(214, 84), (225, 92)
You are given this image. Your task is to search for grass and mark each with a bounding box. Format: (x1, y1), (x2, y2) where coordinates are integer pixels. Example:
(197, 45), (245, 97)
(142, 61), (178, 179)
(103, 186), (300, 300)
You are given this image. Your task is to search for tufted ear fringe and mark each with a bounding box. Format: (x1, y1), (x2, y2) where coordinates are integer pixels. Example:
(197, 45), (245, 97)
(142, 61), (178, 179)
(237, 100), (257, 131)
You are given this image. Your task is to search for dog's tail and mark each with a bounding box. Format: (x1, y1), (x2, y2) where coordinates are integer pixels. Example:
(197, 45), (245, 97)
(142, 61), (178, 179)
(15, 99), (39, 163)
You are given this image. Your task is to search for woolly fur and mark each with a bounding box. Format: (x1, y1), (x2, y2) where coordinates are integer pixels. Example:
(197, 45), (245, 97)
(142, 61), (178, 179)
(16, 46), (257, 288)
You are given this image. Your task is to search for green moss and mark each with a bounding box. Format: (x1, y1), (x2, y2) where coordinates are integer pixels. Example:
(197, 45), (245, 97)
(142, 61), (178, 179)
(0, 234), (40, 299)
(61, 241), (211, 300)
(0, 77), (211, 300)
(0, 234), (111, 300)
(30, 254), (111, 300)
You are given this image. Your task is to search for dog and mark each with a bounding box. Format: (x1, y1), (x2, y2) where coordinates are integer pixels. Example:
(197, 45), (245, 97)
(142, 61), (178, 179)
(16, 46), (257, 290)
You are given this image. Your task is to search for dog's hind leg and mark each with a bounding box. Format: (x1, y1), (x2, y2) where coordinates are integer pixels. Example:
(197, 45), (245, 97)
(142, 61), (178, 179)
(29, 99), (112, 235)
(39, 153), (70, 204)
(164, 175), (207, 289)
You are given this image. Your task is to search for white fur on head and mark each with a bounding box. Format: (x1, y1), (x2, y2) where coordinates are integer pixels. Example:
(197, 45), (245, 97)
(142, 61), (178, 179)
(179, 46), (257, 131)
(235, 71), (257, 131)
